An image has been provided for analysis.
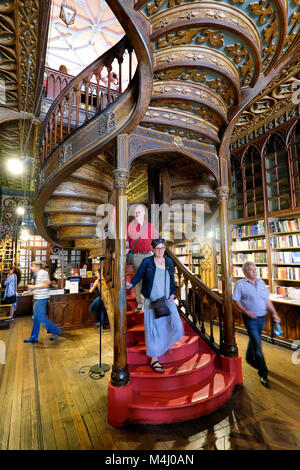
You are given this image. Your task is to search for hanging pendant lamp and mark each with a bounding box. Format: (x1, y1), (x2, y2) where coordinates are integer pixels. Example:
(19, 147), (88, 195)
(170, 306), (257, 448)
(59, 1), (76, 27)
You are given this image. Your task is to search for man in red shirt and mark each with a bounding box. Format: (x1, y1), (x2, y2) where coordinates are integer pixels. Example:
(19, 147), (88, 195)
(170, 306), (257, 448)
(127, 204), (158, 311)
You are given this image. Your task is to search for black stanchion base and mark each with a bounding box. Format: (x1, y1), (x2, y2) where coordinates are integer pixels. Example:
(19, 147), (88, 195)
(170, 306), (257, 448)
(90, 363), (110, 374)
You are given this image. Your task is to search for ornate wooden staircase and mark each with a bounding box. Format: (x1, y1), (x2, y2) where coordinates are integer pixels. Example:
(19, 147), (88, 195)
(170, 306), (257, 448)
(34, 0), (299, 427)
(106, 250), (242, 427)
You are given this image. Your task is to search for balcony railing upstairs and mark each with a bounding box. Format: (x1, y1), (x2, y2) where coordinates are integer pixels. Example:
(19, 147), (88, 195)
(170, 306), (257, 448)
(40, 36), (135, 164)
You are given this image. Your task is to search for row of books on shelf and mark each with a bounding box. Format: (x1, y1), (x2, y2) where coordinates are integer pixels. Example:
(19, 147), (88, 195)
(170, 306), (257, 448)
(271, 251), (300, 264)
(174, 247), (189, 255)
(271, 234), (300, 248)
(177, 255), (189, 265)
(232, 266), (268, 278)
(193, 266), (200, 275)
(231, 221), (264, 238)
(273, 267), (300, 280)
(269, 218), (300, 233)
(232, 238), (266, 251)
(232, 252), (267, 264)
(274, 286), (300, 300)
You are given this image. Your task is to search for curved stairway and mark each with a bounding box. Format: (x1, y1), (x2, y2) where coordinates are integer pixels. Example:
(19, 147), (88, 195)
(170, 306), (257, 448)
(33, 0), (298, 428)
(107, 265), (242, 427)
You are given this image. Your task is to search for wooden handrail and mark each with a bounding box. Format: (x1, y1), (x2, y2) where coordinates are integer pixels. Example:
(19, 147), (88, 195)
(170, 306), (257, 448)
(166, 247), (225, 356)
(40, 35), (133, 163)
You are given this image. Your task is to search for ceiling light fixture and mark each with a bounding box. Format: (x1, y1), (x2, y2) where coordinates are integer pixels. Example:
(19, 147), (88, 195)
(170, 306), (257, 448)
(19, 228), (30, 241)
(16, 206), (25, 216)
(60, 1), (76, 27)
(7, 158), (24, 175)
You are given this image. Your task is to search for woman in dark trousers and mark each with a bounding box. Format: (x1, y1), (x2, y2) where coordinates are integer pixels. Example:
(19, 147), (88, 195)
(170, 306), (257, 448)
(1, 266), (21, 318)
(89, 269), (107, 328)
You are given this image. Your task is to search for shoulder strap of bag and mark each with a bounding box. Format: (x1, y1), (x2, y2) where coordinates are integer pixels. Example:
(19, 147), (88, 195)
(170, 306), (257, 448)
(131, 221), (147, 252)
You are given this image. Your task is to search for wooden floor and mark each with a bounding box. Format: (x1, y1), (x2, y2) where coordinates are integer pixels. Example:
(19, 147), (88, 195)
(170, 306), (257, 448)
(0, 316), (300, 450)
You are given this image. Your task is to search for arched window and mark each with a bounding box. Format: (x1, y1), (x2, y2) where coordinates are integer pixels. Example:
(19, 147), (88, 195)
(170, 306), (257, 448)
(264, 134), (291, 212)
(291, 120), (300, 208)
(243, 146), (264, 218)
(229, 155), (243, 220)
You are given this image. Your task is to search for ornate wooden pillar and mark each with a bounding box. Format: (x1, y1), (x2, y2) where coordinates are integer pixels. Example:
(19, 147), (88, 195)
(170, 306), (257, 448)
(147, 167), (160, 224)
(216, 185), (238, 357)
(111, 135), (130, 386)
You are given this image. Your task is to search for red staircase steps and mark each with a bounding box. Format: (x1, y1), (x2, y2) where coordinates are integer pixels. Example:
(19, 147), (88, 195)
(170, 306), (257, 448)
(129, 350), (216, 391)
(108, 268), (243, 427)
(129, 370), (235, 425)
(127, 323), (203, 365)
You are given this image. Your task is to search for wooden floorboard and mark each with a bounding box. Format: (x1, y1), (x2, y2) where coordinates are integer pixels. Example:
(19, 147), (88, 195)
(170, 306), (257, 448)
(0, 316), (300, 450)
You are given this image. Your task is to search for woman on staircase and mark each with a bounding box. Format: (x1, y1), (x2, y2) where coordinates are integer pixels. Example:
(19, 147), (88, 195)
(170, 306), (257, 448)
(126, 238), (184, 373)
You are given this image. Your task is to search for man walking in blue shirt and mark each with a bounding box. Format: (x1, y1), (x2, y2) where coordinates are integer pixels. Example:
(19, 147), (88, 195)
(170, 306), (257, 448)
(233, 262), (280, 388)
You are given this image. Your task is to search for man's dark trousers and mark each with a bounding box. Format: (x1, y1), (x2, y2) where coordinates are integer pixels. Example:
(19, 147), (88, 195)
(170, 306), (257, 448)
(242, 315), (268, 379)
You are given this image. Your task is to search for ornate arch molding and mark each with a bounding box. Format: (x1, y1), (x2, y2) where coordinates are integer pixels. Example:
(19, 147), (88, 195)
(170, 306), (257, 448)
(238, 142), (262, 167)
(129, 126), (220, 183)
(283, 116), (299, 145)
(260, 130), (291, 156)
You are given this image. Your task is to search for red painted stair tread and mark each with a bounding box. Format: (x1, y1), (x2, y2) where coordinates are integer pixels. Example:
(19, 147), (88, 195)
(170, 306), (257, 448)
(129, 351), (214, 376)
(131, 371), (233, 408)
(107, 274), (242, 426)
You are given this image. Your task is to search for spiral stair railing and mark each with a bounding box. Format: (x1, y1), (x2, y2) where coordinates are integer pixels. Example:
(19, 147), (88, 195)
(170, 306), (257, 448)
(39, 36), (131, 164)
(34, 0), (154, 246)
(166, 247), (225, 355)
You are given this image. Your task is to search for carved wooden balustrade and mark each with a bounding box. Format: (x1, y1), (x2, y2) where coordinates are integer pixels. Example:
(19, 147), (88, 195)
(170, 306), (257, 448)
(44, 67), (73, 100)
(166, 248), (225, 356)
(44, 66), (120, 104)
(40, 36), (134, 164)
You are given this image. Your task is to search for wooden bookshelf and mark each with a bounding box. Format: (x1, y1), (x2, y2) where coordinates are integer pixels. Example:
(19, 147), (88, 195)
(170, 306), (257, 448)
(226, 117), (300, 346)
(269, 215), (300, 302)
(172, 241), (206, 279)
(230, 220), (269, 282)
(228, 118), (300, 345)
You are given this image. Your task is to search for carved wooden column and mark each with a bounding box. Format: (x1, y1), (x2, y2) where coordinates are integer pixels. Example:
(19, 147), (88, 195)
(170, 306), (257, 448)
(147, 167), (160, 224)
(111, 134), (130, 387)
(216, 186), (238, 357)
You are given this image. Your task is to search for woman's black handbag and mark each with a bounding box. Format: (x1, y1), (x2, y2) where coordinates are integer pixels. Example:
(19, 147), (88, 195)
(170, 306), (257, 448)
(151, 296), (170, 318)
(151, 266), (171, 319)
(4, 295), (16, 304)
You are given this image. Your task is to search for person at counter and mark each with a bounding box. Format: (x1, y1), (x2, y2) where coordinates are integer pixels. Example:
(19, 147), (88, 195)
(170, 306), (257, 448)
(50, 276), (58, 289)
(24, 261), (61, 343)
(1, 266), (21, 318)
(89, 269), (108, 328)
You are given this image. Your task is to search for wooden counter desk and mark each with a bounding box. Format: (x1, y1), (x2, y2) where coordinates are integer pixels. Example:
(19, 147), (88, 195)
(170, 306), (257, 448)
(15, 291), (96, 330)
(268, 296), (300, 346)
(212, 290), (300, 347)
(48, 291), (95, 330)
(15, 294), (33, 316)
